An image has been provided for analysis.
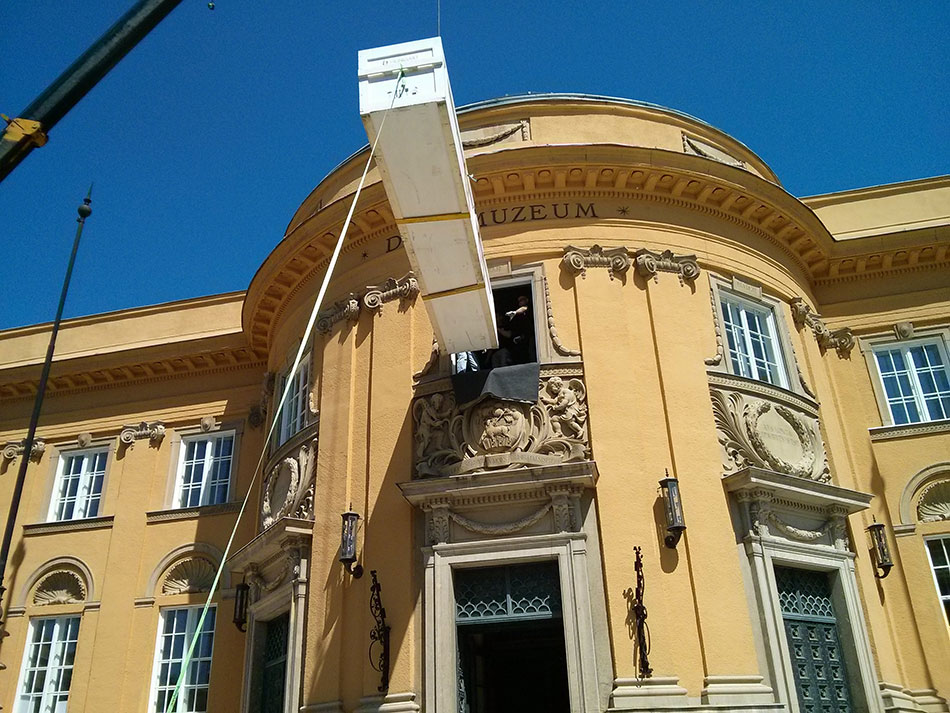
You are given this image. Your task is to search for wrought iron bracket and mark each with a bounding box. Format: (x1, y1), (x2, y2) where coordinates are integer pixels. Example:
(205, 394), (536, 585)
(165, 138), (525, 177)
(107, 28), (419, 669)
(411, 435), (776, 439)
(633, 546), (652, 679)
(369, 570), (391, 693)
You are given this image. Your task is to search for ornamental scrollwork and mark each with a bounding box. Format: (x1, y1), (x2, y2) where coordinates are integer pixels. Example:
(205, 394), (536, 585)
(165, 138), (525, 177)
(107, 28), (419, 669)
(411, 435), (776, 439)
(261, 438), (317, 530)
(411, 374), (589, 477)
(316, 293), (360, 334)
(917, 478), (950, 522)
(561, 244), (631, 280)
(119, 421), (165, 446)
(790, 298), (855, 357)
(362, 273), (419, 313)
(633, 248), (701, 284)
(543, 275), (580, 357)
(2, 438), (46, 462)
(710, 387), (830, 483)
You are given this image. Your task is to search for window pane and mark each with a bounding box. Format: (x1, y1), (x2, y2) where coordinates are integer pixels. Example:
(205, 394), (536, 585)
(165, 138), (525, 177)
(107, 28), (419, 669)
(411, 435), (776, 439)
(151, 607), (215, 713)
(17, 617), (80, 712)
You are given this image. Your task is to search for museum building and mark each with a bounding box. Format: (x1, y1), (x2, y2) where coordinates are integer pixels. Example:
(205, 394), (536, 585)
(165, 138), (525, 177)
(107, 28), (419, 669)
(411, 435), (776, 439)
(0, 94), (948, 713)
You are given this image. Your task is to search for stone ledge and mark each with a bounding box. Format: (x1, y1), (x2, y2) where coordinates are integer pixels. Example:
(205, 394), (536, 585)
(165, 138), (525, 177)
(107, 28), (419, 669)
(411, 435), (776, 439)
(870, 419), (950, 442)
(145, 501), (241, 523)
(22, 515), (115, 536)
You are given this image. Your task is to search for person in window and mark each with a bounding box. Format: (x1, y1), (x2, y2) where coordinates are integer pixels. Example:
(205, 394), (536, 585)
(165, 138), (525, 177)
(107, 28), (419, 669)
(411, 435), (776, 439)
(491, 295), (532, 367)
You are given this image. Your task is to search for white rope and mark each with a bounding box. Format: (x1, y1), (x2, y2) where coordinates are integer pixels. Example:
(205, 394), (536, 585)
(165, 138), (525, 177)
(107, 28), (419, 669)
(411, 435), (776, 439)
(163, 68), (405, 713)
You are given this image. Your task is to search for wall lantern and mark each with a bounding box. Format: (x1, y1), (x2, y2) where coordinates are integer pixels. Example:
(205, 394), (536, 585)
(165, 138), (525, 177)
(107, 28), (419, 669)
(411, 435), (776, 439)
(233, 580), (250, 632)
(867, 519), (893, 579)
(659, 470), (687, 549)
(340, 508), (364, 578)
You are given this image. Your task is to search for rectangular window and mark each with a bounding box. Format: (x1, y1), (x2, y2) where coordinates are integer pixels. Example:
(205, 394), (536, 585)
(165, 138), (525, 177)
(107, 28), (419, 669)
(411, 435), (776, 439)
(150, 607), (216, 713)
(873, 340), (950, 425)
(925, 537), (950, 626)
(175, 433), (234, 508)
(15, 615), (80, 713)
(277, 356), (311, 445)
(48, 448), (107, 522)
(720, 293), (788, 387)
(452, 281), (538, 373)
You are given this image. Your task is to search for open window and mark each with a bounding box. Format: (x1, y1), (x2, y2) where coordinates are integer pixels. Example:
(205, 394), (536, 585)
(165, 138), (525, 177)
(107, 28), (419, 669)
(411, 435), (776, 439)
(452, 280), (538, 373)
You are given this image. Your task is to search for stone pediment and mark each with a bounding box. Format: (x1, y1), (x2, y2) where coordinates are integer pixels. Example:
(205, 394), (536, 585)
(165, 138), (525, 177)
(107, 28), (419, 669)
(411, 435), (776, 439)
(723, 467), (872, 550)
(398, 461), (597, 545)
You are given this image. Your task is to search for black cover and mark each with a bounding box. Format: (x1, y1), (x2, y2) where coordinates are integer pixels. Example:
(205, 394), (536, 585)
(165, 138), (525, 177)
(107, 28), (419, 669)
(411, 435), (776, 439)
(450, 362), (541, 408)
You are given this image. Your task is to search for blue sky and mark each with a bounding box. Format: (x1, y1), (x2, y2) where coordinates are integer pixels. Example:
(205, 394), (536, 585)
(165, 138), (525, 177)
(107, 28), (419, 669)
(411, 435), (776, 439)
(1, 2), (947, 330)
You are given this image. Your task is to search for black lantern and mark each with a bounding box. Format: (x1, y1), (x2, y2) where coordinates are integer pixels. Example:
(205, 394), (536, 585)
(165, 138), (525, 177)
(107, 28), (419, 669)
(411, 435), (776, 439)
(659, 470), (686, 549)
(867, 520), (893, 579)
(233, 580), (250, 632)
(340, 508), (364, 578)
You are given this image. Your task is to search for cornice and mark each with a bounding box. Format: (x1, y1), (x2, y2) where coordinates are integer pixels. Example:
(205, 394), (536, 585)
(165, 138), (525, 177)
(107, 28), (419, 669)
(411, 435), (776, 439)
(243, 145), (949, 353)
(0, 345), (266, 402)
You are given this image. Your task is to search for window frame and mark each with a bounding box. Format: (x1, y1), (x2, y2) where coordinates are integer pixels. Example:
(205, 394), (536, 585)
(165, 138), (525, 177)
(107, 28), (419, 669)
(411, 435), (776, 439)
(276, 352), (312, 447)
(869, 336), (950, 426)
(708, 274), (799, 394)
(924, 535), (950, 629)
(14, 614), (81, 713)
(46, 446), (109, 522)
(148, 605), (217, 713)
(173, 431), (236, 509)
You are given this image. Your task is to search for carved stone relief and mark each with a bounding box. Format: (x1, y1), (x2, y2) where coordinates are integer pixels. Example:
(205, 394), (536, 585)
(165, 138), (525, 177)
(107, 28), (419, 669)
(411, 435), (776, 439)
(411, 374), (589, 477)
(119, 421), (165, 446)
(461, 120), (530, 149)
(33, 570), (86, 605)
(893, 321), (915, 341)
(162, 557), (216, 595)
(734, 489), (850, 551)
(316, 293), (360, 334)
(705, 288), (725, 367)
(561, 245), (631, 280)
(633, 248), (701, 284)
(790, 298), (855, 357)
(76, 433), (93, 449)
(261, 437), (318, 530)
(917, 478), (950, 522)
(2, 438), (46, 461)
(363, 273), (419, 313)
(710, 381), (830, 483)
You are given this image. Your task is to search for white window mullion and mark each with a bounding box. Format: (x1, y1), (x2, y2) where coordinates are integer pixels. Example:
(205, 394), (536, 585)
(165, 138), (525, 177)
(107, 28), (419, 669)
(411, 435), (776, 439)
(199, 440), (214, 508)
(903, 345), (930, 422)
(738, 307), (757, 379)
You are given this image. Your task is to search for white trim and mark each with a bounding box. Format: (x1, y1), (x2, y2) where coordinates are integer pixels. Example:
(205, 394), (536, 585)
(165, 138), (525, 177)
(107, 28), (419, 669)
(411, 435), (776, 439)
(46, 445), (109, 522)
(922, 535), (950, 630)
(147, 605), (217, 713)
(173, 430), (236, 508)
(423, 532), (603, 713)
(14, 614), (82, 713)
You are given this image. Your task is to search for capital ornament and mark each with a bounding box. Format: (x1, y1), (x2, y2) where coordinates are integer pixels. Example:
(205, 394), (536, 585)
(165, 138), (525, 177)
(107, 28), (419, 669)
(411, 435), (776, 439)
(119, 421), (165, 446)
(2, 438), (46, 462)
(362, 273), (419, 313)
(316, 293), (360, 334)
(633, 248), (701, 284)
(790, 298), (855, 357)
(561, 245), (631, 280)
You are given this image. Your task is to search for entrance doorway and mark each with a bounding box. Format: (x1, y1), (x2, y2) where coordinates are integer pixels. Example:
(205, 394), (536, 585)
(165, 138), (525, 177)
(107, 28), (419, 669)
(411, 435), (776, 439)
(454, 561), (570, 713)
(774, 566), (854, 713)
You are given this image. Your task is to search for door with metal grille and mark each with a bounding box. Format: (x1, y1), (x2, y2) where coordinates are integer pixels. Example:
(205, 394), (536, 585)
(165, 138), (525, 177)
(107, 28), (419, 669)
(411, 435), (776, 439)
(260, 612), (289, 713)
(454, 561), (569, 713)
(774, 566), (853, 713)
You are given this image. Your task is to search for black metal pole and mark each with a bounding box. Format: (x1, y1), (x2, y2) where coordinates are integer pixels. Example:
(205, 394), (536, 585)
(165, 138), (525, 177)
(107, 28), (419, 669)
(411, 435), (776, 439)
(0, 0), (185, 182)
(0, 189), (92, 641)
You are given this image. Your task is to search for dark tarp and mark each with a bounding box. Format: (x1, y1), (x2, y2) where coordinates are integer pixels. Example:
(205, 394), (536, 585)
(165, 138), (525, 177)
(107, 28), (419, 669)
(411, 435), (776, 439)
(450, 362), (540, 408)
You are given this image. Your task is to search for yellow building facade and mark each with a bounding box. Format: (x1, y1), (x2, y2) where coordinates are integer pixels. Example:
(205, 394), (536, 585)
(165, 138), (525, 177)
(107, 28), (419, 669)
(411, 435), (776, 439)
(0, 95), (948, 713)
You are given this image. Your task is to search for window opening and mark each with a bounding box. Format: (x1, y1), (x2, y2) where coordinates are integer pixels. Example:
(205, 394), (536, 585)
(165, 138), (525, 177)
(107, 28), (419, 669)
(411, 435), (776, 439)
(873, 340), (950, 425)
(774, 566), (853, 713)
(49, 448), (107, 521)
(925, 537), (950, 626)
(176, 433), (233, 508)
(453, 283), (537, 373)
(277, 355), (311, 445)
(150, 607), (216, 713)
(720, 293), (787, 387)
(454, 562), (569, 713)
(260, 613), (289, 713)
(15, 615), (80, 713)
